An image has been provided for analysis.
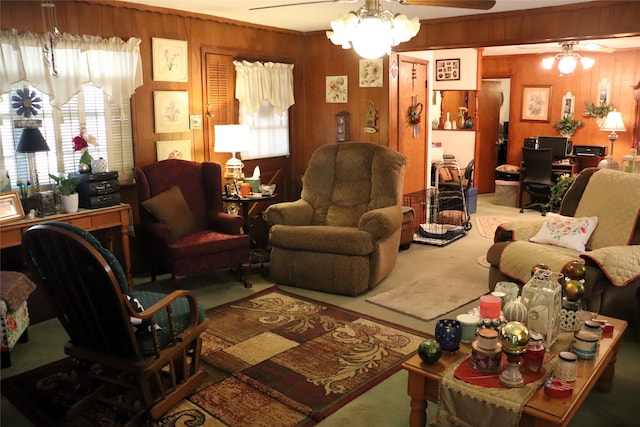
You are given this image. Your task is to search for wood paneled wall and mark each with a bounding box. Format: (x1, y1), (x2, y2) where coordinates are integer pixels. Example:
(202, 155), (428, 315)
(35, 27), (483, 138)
(484, 50), (640, 166)
(1, 0), (306, 199)
(3, 0), (640, 201)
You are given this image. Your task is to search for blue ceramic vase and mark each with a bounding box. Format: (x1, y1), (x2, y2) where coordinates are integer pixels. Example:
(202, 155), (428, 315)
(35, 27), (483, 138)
(435, 319), (462, 352)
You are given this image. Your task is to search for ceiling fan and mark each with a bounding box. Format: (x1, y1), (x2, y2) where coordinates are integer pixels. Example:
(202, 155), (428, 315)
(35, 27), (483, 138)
(249, 0), (497, 12)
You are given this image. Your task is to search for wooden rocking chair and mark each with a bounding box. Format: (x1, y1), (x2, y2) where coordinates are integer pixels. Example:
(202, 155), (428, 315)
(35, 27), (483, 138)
(22, 222), (209, 425)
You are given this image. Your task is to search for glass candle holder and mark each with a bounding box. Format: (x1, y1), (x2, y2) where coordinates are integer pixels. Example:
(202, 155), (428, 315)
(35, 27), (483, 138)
(435, 319), (462, 353)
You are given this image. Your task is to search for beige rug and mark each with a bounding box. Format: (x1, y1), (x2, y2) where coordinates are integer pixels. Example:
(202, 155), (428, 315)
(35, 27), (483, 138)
(477, 255), (490, 268)
(366, 275), (488, 322)
(475, 216), (519, 239)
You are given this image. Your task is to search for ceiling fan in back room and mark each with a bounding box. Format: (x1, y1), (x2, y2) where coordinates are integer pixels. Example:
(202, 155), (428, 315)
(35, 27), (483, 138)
(251, 1), (496, 59)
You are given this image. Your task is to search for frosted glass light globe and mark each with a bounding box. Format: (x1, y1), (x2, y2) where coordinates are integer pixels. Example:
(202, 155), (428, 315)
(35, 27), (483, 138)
(352, 17), (392, 59)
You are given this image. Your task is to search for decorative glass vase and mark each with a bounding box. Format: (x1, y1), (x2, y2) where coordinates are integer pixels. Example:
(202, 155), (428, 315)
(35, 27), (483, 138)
(520, 269), (562, 349)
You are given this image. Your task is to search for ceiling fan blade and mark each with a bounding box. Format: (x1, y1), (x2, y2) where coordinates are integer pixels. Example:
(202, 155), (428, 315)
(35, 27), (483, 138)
(403, 0), (496, 10)
(249, 1), (355, 11)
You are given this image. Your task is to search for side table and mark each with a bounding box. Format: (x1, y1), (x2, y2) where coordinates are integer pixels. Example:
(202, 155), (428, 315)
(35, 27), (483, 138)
(222, 194), (278, 265)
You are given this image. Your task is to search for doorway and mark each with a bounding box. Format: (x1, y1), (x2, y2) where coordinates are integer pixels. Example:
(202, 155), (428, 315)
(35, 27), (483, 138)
(478, 78), (510, 193)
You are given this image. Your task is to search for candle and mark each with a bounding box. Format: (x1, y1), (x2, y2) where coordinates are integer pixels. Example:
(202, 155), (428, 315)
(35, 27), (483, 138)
(480, 295), (501, 319)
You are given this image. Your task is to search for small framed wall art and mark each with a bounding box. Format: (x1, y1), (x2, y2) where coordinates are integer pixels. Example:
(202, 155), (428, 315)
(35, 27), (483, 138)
(326, 76), (348, 103)
(561, 91), (575, 117)
(152, 37), (188, 82)
(435, 59), (460, 81)
(154, 91), (189, 133)
(156, 140), (192, 161)
(359, 59), (383, 87)
(521, 85), (553, 122)
(0, 190), (25, 224)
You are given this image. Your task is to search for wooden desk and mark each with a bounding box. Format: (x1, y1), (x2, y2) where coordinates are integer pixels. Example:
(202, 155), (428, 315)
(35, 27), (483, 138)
(402, 316), (627, 427)
(0, 204), (133, 290)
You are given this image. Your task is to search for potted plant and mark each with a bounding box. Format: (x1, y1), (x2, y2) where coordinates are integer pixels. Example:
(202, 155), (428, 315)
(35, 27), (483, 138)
(554, 113), (583, 137)
(49, 174), (79, 213)
(546, 173), (575, 212)
(583, 101), (615, 127)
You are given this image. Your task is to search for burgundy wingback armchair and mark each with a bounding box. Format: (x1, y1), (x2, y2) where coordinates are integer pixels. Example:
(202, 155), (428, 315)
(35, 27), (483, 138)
(134, 159), (251, 287)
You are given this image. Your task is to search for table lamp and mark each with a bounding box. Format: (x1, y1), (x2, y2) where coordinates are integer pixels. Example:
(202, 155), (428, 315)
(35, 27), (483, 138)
(16, 127), (50, 194)
(598, 110), (626, 170)
(214, 124), (250, 180)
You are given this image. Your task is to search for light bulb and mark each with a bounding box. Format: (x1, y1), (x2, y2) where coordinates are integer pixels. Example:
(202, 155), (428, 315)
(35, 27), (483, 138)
(542, 57), (555, 69)
(580, 57), (595, 69)
(352, 17), (392, 59)
(557, 55), (577, 74)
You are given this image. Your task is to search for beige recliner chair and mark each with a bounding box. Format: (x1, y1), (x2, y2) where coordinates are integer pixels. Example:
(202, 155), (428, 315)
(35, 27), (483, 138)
(265, 142), (407, 296)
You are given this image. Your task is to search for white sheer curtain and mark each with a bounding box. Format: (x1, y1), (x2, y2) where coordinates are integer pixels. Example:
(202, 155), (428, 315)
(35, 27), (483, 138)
(233, 60), (294, 119)
(233, 60), (294, 159)
(0, 29), (143, 107)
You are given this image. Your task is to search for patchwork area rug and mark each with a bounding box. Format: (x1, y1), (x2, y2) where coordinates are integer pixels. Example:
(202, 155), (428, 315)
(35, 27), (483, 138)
(476, 216), (521, 239)
(366, 275), (488, 322)
(1, 287), (428, 427)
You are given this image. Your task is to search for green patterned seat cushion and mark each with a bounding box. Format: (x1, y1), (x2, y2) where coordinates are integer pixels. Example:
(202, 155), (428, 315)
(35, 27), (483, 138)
(42, 222), (206, 356)
(132, 290), (206, 356)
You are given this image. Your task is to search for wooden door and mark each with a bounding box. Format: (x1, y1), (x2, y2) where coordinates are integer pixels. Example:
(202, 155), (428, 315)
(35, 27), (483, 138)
(477, 80), (502, 193)
(398, 56), (428, 195)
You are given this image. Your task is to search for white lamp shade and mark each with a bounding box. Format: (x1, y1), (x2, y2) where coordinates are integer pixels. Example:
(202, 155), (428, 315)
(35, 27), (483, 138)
(600, 111), (626, 132)
(214, 124), (250, 153)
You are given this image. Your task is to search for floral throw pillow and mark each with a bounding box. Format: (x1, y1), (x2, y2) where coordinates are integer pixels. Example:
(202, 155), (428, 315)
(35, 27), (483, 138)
(529, 213), (598, 252)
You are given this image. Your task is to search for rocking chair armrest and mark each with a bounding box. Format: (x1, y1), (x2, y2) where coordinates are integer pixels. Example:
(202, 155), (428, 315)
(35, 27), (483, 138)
(126, 290), (201, 328)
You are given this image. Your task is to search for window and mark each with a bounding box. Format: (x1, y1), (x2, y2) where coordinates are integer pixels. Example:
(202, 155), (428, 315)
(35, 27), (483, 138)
(0, 84), (134, 189)
(233, 60), (294, 160)
(239, 100), (290, 160)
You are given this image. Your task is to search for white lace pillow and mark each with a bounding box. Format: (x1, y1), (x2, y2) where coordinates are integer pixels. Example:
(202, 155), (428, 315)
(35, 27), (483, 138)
(529, 213), (598, 252)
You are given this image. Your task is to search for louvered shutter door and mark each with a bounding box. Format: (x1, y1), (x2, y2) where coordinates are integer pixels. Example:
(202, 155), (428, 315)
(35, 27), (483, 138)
(204, 53), (235, 159)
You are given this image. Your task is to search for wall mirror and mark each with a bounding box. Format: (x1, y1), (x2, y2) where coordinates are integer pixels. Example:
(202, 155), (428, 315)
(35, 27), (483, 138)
(434, 90), (476, 130)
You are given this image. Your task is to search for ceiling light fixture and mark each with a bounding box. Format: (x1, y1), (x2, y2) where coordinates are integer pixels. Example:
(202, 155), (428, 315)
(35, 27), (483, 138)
(542, 42), (594, 75)
(326, 0), (420, 60)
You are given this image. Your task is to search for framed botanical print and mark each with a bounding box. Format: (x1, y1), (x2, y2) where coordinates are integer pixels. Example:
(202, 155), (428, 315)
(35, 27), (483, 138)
(521, 85), (552, 122)
(359, 59), (383, 87)
(154, 91), (189, 133)
(156, 140), (192, 161)
(326, 76), (348, 103)
(152, 38), (188, 82)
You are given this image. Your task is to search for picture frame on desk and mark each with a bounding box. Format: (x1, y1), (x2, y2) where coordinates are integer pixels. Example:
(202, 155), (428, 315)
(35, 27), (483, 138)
(0, 190), (25, 224)
(521, 85), (552, 122)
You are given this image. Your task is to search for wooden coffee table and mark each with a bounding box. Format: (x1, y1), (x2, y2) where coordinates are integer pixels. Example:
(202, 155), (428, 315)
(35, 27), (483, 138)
(402, 315), (627, 427)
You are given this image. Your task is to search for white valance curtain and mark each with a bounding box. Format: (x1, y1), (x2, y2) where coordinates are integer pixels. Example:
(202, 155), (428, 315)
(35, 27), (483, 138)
(0, 29), (143, 107)
(233, 60), (295, 118)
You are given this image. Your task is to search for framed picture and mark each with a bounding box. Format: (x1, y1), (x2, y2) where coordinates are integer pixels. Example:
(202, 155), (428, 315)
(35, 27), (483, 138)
(154, 91), (189, 133)
(156, 140), (192, 161)
(435, 59), (460, 81)
(561, 91), (576, 117)
(326, 75), (348, 103)
(597, 77), (611, 106)
(359, 59), (383, 87)
(0, 190), (25, 224)
(521, 85), (553, 122)
(152, 37), (188, 82)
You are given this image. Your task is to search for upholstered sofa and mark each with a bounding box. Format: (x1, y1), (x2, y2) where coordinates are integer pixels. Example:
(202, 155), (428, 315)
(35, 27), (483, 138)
(486, 168), (640, 336)
(265, 142), (407, 296)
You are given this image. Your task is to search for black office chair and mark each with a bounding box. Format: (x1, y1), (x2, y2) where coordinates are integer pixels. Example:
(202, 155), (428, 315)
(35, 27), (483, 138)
(520, 148), (553, 215)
